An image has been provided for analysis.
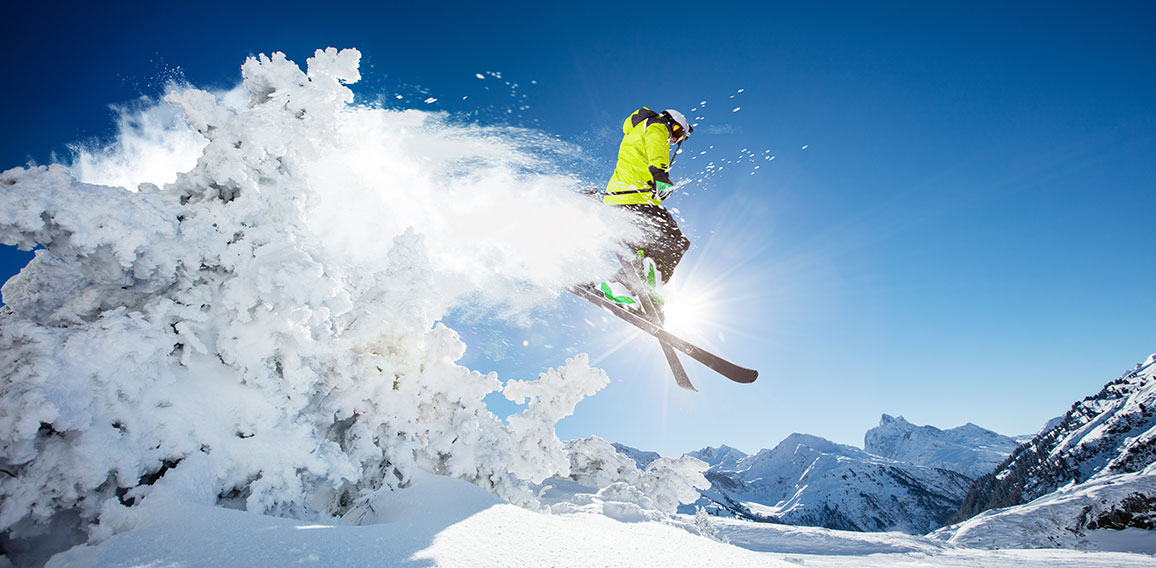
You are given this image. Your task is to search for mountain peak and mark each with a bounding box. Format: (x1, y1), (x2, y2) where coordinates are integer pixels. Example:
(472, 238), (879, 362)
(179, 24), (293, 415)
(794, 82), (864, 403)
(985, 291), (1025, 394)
(611, 442), (662, 469)
(686, 444), (748, 470)
(865, 415), (1020, 479)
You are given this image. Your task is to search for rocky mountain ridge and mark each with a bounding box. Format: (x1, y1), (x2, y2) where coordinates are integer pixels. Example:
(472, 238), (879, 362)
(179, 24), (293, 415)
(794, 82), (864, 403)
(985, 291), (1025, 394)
(949, 353), (1156, 530)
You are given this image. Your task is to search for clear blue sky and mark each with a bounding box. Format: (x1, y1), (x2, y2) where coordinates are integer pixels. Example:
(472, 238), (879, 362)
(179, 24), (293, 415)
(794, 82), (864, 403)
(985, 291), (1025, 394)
(2, 1), (1154, 456)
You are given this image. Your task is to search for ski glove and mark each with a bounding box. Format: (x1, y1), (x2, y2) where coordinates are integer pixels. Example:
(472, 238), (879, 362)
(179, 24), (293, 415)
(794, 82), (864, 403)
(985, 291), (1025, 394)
(655, 181), (674, 201)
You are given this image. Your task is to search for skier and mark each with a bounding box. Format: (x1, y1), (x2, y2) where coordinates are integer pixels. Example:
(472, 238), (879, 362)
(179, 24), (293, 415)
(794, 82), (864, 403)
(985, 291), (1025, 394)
(569, 108), (759, 388)
(600, 107), (693, 308)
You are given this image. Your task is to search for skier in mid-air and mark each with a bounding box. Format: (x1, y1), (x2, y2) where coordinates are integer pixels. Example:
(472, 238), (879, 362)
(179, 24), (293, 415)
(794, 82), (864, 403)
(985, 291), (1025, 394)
(598, 107), (693, 310)
(571, 107), (758, 389)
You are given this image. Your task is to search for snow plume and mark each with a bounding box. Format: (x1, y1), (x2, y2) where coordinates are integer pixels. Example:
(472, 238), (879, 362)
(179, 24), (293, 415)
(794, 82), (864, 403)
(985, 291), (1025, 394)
(0, 47), (640, 552)
(66, 91), (217, 192)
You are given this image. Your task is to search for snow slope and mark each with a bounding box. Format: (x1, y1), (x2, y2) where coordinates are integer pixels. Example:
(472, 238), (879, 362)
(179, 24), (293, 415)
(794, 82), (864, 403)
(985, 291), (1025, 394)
(40, 473), (1156, 568)
(933, 466), (1156, 553)
(44, 472), (781, 568)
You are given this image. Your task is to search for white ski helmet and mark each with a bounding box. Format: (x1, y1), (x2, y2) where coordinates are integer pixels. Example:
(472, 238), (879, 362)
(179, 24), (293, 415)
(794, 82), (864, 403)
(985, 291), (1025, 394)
(662, 109), (693, 142)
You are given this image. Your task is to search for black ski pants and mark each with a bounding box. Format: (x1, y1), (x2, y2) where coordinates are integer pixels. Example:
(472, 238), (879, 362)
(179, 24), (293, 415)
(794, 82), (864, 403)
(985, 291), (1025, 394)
(617, 204), (691, 283)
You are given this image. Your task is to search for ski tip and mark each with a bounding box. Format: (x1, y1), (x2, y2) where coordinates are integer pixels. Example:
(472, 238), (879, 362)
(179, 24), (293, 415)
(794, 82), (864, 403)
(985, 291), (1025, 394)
(733, 369), (758, 384)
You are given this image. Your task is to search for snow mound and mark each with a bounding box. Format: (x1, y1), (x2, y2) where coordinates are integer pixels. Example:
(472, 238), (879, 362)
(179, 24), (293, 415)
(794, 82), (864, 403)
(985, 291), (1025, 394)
(0, 47), (648, 558)
(541, 437), (709, 522)
(45, 473), (789, 568)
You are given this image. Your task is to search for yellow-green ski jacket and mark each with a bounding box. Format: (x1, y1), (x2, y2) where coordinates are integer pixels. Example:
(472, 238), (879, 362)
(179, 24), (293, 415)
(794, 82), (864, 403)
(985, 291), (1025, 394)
(604, 108), (672, 206)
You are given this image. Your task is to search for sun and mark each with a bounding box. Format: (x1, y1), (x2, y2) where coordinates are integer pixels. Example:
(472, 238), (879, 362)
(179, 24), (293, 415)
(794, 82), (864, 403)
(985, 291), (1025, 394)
(661, 288), (711, 336)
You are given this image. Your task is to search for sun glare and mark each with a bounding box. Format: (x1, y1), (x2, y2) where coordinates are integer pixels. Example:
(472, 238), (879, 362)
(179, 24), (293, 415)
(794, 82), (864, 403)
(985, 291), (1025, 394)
(660, 280), (733, 339)
(661, 289), (710, 336)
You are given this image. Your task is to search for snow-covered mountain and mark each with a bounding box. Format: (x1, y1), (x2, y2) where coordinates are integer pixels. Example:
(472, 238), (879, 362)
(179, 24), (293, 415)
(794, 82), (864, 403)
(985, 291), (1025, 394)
(612, 442), (662, 469)
(940, 353), (1156, 544)
(686, 444), (748, 471)
(691, 432), (975, 534)
(677, 416), (1026, 535)
(933, 466), (1156, 551)
(865, 414), (1024, 479)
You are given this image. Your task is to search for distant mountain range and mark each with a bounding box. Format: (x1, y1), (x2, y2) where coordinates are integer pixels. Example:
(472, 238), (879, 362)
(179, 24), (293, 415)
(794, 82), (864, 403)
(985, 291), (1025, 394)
(608, 351), (1156, 544)
(668, 417), (1021, 534)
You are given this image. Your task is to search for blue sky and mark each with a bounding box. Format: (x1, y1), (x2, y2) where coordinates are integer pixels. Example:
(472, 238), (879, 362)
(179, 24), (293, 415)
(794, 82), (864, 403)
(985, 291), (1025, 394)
(2, 1), (1154, 456)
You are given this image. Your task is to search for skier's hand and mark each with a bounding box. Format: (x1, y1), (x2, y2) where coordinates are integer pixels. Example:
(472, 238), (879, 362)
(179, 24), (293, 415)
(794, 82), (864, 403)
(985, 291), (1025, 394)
(655, 181), (674, 201)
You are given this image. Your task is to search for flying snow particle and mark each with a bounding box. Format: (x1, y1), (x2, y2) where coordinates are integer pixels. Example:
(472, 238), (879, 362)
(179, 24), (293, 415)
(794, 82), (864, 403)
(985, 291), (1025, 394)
(424, 97), (438, 104)
(475, 73), (485, 79)
(737, 88), (745, 93)
(732, 107), (741, 112)
(802, 145), (809, 150)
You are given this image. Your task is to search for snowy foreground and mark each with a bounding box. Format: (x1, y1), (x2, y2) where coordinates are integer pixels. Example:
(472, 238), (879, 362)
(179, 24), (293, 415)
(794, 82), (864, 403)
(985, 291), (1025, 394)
(47, 473), (1154, 568)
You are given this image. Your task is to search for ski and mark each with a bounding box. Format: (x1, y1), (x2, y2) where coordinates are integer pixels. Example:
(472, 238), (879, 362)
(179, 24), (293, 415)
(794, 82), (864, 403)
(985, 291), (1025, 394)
(615, 252), (697, 391)
(570, 283), (759, 385)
